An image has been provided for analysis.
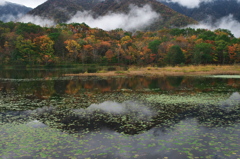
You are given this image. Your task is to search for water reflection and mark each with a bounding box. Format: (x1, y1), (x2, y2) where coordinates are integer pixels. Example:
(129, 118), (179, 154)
(1, 69), (240, 158)
(1, 96), (240, 134)
(1, 76), (240, 100)
(1, 117), (239, 159)
(1, 97), (240, 158)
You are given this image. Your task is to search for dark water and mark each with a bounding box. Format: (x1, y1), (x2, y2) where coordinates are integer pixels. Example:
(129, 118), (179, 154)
(0, 68), (240, 159)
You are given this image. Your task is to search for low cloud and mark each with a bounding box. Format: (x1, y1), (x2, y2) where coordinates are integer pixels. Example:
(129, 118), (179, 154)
(0, 13), (24, 22)
(67, 4), (160, 31)
(159, 0), (212, 8)
(187, 14), (240, 37)
(17, 15), (55, 27)
(0, 0), (6, 5)
(159, 0), (240, 8)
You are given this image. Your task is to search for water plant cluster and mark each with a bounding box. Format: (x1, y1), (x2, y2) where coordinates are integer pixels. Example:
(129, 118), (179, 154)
(1, 74), (240, 158)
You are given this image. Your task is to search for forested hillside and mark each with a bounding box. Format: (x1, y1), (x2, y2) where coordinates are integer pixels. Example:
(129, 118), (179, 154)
(0, 21), (240, 67)
(27, 0), (97, 23)
(27, 0), (197, 30)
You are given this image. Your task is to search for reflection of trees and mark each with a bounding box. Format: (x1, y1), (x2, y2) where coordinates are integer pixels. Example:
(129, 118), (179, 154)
(0, 69), (59, 79)
(17, 81), (40, 96)
(2, 76), (240, 100)
(65, 80), (82, 94)
(17, 81), (55, 99)
(1, 76), (240, 136)
(167, 76), (183, 87)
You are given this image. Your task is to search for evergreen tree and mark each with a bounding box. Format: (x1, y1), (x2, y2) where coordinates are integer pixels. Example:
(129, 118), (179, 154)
(166, 45), (185, 66)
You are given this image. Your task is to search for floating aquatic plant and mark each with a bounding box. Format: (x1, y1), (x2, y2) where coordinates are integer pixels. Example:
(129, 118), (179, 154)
(1, 72), (240, 158)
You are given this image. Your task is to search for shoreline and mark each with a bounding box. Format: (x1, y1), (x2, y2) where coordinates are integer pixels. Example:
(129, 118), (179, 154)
(63, 65), (240, 77)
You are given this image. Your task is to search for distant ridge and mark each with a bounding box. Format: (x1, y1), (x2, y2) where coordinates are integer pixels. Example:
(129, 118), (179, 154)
(27, 0), (197, 30)
(159, 0), (240, 23)
(0, 1), (32, 22)
(27, 0), (102, 23)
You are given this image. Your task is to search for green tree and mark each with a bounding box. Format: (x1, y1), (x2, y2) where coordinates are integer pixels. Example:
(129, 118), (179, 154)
(215, 40), (229, 64)
(166, 45), (185, 66)
(15, 36), (36, 64)
(198, 30), (217, 41)
(193, 43), (214, 64)
(148, 40), (161, 54)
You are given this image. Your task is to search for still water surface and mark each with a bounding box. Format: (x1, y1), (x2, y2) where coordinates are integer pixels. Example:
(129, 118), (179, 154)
(0, 68), (240, 159)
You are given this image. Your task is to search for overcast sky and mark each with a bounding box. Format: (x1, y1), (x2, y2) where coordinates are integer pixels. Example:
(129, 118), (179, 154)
(2, 0), (47, 8)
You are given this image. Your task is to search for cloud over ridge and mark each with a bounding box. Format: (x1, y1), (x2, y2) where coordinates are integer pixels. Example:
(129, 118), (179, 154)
(159, 0), (221, 8)
(17, 15), (55, 27)
(188, 14), (240, 37)
(67, 4), (160, 31)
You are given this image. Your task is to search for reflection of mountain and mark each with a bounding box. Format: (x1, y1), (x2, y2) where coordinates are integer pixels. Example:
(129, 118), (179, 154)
(2, 94), (240, 135)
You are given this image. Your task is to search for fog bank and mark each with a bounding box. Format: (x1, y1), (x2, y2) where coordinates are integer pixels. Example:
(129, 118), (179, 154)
(17, 15), (55, 27)
(187, 14), (240, 37)
(67, 4), (160, 31)
(159, 0), (240, 8)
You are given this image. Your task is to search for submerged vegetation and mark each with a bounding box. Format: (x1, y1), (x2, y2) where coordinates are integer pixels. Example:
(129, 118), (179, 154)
(0, 21), (240, 67)
(1, 73), (240, 158)
(1, 91), (240, 158)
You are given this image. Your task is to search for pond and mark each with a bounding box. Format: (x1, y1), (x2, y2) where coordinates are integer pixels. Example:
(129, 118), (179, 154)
(0, 68), (240, 159)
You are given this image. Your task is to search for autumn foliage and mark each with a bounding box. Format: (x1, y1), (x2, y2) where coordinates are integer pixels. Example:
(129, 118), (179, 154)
(0, 21), (240, 66)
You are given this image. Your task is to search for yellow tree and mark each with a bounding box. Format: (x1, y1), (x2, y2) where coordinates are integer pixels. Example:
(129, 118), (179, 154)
(34, 35), (55, 64)
(64, 39), (81, 62)
(15, 35), (36, 64)
(120, 36), (132, 50)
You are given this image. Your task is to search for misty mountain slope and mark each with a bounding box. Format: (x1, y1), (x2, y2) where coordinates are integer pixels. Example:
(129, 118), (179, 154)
(27, 0), (104, 23)
(27, 0), (197, 30)
(159, 0), (240, 23)
(90, 0), (197, 30)
(0, 1), (32, 22)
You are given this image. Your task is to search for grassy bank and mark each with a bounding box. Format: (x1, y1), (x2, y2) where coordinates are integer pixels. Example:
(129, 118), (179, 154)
(64, 65), (240, 77)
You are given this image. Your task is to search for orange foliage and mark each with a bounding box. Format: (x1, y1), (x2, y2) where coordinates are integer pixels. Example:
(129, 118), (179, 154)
(105, 49), (114, 61)
(83, 44), (93, 51)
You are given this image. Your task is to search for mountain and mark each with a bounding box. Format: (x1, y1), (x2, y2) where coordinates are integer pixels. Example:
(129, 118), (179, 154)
(27, 0), (104, 23)
(0, 1), (32, 22)
(27, 0), (197, 30)
(91, 0), (197, 30)
(158, 0), (240, 23)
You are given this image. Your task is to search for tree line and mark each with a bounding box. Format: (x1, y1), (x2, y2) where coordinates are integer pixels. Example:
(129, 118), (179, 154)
(0, 21), (240, 67)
